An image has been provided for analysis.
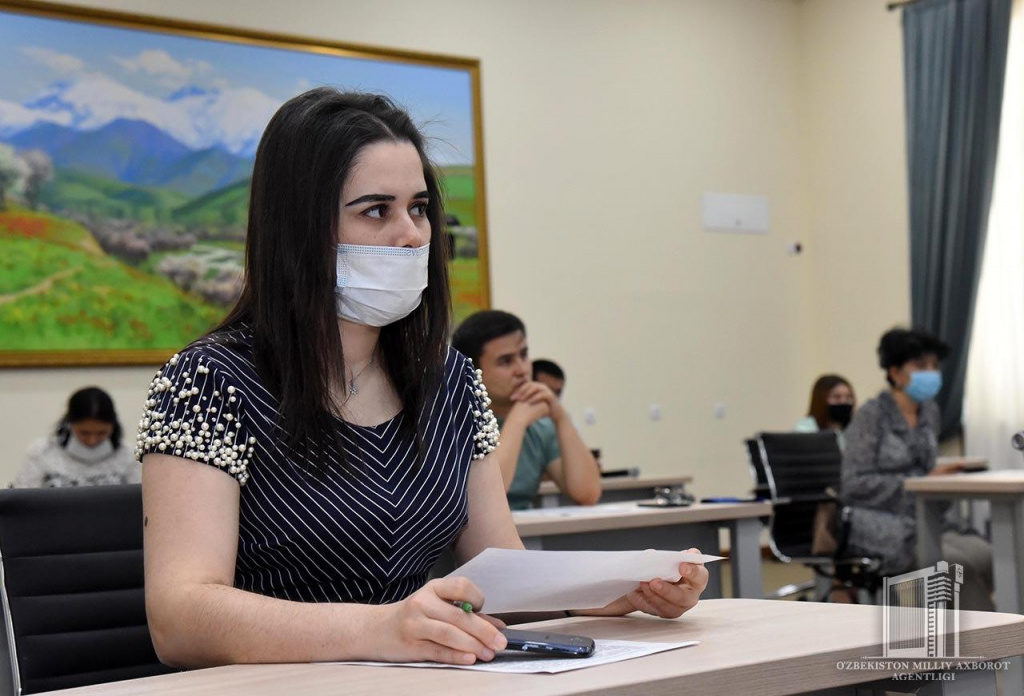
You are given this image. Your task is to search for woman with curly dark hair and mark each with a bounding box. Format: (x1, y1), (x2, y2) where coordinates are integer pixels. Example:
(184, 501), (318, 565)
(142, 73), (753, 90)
(839, 327), (992, 609)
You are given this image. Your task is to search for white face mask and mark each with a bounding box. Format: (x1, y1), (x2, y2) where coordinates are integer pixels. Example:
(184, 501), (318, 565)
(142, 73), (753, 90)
(335, 243), (429, 327)
(65, 435), (114, 464)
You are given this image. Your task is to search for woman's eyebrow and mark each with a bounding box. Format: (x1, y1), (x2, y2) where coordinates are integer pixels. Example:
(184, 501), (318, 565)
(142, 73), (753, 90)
(345, 194), (394, 206)
(344, 191), (430, 206)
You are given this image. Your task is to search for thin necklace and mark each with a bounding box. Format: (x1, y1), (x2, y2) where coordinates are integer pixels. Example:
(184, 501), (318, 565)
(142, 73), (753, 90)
(346, 353), (375, 397)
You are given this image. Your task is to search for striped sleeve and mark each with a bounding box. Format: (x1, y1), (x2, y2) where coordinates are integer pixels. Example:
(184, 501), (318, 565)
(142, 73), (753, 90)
(462, 357), (500, 460)
(135, 348), (254, 485)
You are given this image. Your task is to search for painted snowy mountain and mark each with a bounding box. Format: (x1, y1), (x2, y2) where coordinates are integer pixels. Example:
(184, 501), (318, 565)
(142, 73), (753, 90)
(0, 74), (278, 158)
(6, 118), (253, 197)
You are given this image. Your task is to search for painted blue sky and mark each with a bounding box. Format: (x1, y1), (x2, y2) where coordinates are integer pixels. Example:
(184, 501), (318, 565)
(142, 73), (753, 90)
(0, 9), (476, 164)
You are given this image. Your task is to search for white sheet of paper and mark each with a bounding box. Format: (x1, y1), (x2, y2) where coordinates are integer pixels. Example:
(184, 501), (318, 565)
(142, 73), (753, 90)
(331, 639), (697, 674)
(446, 548), (721, 613)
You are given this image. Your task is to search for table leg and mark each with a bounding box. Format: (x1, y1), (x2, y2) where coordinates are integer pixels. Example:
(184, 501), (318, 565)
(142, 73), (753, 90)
(1002, 659), (1024, 696)
(990, 499), (1024, 696)
(538, 494), (559, 509)
(522, 536), (544, 550)
(989, 499), (1024, 615)
(919, 669), (997, 695)
(728, 517), (763, 599)
(916, 498), (945, 567)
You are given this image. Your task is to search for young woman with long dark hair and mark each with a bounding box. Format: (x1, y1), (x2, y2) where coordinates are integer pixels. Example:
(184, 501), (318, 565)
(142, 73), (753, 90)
(137, 88), (708, 668)
(795, 374), (856, 449)
(16, 386), (138, 488)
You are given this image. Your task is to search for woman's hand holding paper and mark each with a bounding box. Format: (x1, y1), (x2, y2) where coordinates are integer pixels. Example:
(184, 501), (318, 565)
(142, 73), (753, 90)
(573, 547), (709, 619)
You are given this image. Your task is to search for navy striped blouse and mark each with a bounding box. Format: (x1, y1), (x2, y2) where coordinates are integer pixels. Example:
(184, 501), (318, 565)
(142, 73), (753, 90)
(135, 328), (499, 604)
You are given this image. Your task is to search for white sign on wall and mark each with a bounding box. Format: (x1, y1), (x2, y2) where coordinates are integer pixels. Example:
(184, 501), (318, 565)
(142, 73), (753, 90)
(701, 192), (771, 234)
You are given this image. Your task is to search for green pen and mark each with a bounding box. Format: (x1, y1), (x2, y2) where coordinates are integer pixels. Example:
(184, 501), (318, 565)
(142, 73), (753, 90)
(452, 600), (474, 613)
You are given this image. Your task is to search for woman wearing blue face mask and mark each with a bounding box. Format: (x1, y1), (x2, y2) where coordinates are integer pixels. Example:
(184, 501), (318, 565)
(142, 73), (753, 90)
(838, 328), (992, 609)
(14, 386), (140, 488)
(136, 88), (708, 670)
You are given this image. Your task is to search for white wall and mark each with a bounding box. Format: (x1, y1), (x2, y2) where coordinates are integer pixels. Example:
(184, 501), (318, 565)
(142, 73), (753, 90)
(0, 0), (909, 498)
(799, 0), (912, 405)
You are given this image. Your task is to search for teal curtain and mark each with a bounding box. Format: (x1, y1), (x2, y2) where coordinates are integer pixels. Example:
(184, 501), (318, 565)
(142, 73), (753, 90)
(904, 0), (1012, 438)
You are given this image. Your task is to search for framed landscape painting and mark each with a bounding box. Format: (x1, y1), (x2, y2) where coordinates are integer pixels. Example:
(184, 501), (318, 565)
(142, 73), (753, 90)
(0, 0), (489, 366)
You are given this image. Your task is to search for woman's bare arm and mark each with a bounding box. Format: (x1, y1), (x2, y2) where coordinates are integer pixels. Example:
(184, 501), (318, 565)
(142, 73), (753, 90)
(143, 454), (503, 667)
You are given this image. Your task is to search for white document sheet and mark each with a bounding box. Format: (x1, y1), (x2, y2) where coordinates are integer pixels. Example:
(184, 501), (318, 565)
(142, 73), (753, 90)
(332, 639), (697, 674)
(446, 548), (722, 613)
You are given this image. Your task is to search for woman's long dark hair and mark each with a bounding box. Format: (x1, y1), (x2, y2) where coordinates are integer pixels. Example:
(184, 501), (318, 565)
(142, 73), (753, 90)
(806, 374), (854, 430)
(56, 387), (122, 449)
(212, 88), (452, 473)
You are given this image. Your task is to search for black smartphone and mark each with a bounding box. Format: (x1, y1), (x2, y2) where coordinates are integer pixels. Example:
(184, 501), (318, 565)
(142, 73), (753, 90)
(501, 629), (595, 658)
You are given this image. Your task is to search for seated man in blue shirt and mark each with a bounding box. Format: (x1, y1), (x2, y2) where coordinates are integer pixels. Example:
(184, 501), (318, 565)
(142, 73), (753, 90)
(452, 310), (601, 510)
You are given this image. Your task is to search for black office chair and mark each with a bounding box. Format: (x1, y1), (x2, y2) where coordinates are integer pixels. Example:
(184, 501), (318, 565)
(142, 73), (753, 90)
(0, 485), (174, 694)
(756, 432), (881, 602)
(743, 438), (771, 501)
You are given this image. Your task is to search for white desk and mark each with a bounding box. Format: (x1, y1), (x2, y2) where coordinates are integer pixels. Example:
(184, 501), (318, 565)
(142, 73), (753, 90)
(907, 471), (1024, 614)
(46, 599), (1024, 695)
(513, 501), (770, 600)
(907, 469), (1024, 694)
(936, 456), (989, 471)
(933, 457), (989, 530)
(536, 475), (693, 508)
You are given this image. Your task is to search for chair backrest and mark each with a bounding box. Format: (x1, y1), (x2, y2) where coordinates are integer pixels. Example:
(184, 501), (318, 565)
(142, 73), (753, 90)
(756, 431), (842, 562)
(743, 439), (771, 500)
(0, 485), (173, 694)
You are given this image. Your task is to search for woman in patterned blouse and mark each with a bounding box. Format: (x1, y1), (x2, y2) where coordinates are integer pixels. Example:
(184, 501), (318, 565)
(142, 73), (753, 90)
(840, 328), (992, 609)
(138, 88), (709, 668)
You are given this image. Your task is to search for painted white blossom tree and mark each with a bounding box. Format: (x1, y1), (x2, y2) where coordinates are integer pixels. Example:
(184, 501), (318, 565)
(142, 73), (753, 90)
(0, 144), (28, 211)
(20, 149), (54, 211)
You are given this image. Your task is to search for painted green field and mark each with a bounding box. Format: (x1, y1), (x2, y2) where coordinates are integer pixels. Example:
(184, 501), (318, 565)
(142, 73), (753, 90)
(440, 166), (477, 228)
(172, 178), (250, 228)
(41, 169), (190, 225)
(44, 166), (479, 234)
(0, 208), (224, 350)
(450, 257), (483, 323)
(2, 158), (487, 355)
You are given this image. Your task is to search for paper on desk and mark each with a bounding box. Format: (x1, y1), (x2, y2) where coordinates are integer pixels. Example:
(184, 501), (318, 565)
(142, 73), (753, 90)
(332, 639), (697, 674)
(447, 548), (721, 613)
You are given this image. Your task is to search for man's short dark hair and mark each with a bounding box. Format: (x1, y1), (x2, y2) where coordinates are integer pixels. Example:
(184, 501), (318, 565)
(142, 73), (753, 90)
(451, 310), (526, 364)
(532, 359), (564, 382)
(877, 327), (950, 385)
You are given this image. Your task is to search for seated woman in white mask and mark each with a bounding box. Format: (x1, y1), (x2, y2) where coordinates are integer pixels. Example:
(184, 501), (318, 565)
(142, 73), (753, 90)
(137, 88), (709, 669)
(16, 386), (140, 488)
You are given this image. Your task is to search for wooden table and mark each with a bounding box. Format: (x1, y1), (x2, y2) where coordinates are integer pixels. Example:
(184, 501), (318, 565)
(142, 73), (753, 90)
(907, 469), (1024, 694)
(513, 501), (770, 600)
(536, 475), (693, 508)
(46, 599), (1024, 695)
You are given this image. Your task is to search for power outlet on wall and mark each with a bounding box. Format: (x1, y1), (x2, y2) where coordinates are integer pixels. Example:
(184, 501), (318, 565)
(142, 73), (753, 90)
(713, 403), (727, 419)
(649, 404), (662, 422)
(583, 408), (597, 425)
